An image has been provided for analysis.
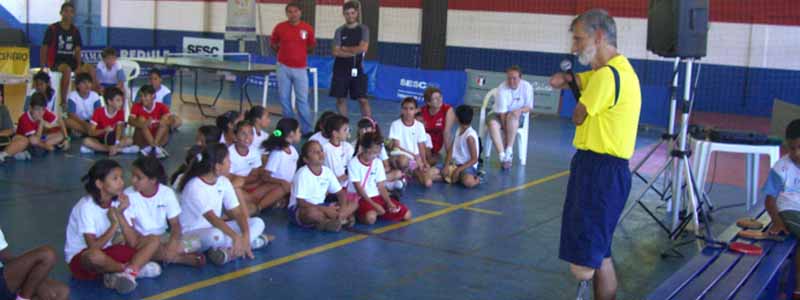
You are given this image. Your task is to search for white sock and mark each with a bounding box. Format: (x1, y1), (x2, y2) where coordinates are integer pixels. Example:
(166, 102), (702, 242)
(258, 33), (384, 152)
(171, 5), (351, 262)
(505, 147), (513, 156)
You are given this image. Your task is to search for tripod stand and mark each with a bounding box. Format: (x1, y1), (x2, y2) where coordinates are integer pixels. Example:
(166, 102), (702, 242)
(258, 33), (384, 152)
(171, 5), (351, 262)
(621, 59), (724, 255)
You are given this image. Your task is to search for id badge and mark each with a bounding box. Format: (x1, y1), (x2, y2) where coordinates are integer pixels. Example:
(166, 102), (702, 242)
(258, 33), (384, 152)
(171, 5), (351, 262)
(351, 68), (358, 78)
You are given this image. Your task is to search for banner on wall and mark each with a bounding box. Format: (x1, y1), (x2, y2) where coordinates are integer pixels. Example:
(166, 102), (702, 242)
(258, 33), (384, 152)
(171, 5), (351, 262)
(182, 37), (224, 58)
(375, 65), (466, 104)
(0, 46), (29, 76)
(225, 0), (257, 41)
(465, 68), (560, 115)
(81, 47), (177, 65)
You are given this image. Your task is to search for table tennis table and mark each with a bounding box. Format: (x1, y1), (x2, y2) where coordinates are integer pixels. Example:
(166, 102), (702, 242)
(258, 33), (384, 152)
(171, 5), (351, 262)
(132, 56), (278, 118)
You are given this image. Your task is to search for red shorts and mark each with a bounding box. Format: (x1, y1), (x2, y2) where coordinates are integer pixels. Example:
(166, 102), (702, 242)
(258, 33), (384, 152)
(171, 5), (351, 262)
(68, 245), (137, 280)
(356, 196), (408, 222)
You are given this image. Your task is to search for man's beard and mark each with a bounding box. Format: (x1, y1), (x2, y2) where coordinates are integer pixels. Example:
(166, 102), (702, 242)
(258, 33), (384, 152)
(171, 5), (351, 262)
(578, 44), (596, 66)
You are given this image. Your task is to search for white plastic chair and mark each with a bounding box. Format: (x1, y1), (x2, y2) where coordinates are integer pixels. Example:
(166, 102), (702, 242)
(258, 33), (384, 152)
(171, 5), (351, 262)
(118, 59), (141, 122)
(477, 87), (530, 165)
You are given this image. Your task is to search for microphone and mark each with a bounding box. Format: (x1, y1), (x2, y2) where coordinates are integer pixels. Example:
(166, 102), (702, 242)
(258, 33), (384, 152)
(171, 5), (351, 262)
(560, 58), (581, 101)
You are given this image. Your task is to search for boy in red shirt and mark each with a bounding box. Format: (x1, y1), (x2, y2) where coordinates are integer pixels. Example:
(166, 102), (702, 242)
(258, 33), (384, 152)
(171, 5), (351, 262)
(129, 84), (181, 158)
(80, 87), (139, 156)
(0, 92), (67, 163)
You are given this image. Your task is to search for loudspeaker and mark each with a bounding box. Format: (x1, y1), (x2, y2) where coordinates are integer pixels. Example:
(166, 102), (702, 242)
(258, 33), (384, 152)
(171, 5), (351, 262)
(647, 0), (709, 58)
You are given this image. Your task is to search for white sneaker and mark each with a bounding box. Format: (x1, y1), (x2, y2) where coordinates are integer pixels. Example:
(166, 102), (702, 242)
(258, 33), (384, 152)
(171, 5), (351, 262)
(103, 272), (137, 294)
(13, 151), (31, 160)
(137, 262), (162, 279)
(498, 151), (507, 163)
(155, 147), (169, 159)
(80, 145), (95, 154)
(251, 234), (271, 250)
(140, 146), (153, 156)
(120, 145), (140, 154)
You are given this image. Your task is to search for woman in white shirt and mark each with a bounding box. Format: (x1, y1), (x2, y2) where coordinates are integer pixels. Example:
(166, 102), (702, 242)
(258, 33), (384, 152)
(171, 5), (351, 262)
(177, 144), (269, 266)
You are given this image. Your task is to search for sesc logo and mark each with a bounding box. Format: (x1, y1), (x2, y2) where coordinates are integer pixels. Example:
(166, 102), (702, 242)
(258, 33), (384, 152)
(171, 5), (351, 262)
(186, 44), (220, 54)
(400, 78), (428, 90)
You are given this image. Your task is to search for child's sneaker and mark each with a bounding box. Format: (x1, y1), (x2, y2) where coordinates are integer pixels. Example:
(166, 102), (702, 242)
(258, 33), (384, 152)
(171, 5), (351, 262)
(103, 272), (137, 294)
(80, 145), (94, 154)
(137, 262), (162, 279)
(120, 145), (140, 154)
(140, 146), (153, 156)
(207, 248), (232, 266)
(251, 234), (271, 250)
(155, 147), (169, 159)
(13, 151), (31, 160)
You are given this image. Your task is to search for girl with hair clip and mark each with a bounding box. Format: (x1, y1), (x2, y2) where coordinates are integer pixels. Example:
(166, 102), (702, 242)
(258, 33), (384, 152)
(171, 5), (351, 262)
(348, 132), (412, 225)
(122, 156), (206, 267)
(216, 110), (243, 145)
(177, 144), (270, 266)
(255, 118), (302, 213)
(64, 159), (161, 294)
(245, 106), (271, 156)
(355, 117), (405, 191)
(290, 140), (357, 232)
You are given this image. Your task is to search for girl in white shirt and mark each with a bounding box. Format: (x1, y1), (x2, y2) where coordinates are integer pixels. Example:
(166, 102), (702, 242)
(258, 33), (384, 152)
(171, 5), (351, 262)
(122, 156), (205, 267)
(290, 141), (357, 231)
(257, 118), (302, 212)
(388, 98), (441, 188)
(177, 144), (270, 266)
(321, 115), (354, 186)
(226, 120), (275, 215)
(355, 118), (405, 190)
(348, 132), (412, 225)
(442, 105), (481, 188)
(65, 159), (160, 294)
(245, 106), (271, 157)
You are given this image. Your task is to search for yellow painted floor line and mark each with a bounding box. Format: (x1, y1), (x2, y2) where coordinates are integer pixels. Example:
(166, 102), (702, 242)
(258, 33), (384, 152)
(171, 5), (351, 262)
(416, 199), (503, 216)
(143, 169), (570, 300)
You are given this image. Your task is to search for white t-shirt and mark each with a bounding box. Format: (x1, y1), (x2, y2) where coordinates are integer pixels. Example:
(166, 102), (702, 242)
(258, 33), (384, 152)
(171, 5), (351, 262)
(323, 141), (354, 185)
(154, 85), (171, 105)
(122, 185), (181, 236)
(179, 176), (240, 233)
(494, 80), (534, 113)
(290, 166), (342, 207)
(309, 132), (329, 146)
(96, 61), (126, 85)
(252, 128), (270, 155)
(770, 155), (800, 212)
(424, 133), (433, 149)
(67, 90), (102, 121)
(228, 144), (262, 177)
(389, 119), (427, 158)
(64, 195), (118, 262)
(452, 127), (479, 169)
(347, 157), (387, 198)
(265, 146), (298, 182)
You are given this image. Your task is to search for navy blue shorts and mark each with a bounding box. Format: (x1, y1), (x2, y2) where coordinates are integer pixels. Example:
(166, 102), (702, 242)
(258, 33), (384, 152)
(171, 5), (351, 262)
(559, 150), (631, 269)
(0, 268), (16, 300)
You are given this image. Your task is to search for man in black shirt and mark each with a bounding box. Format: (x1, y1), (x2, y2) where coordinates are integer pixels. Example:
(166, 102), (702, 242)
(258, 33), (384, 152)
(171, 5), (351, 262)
(40, 2), (86, 106)
(330, 1), (371, 118)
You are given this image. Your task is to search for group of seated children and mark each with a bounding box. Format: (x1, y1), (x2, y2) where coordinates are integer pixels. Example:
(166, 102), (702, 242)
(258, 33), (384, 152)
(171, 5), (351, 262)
(0, 67), (180, 162)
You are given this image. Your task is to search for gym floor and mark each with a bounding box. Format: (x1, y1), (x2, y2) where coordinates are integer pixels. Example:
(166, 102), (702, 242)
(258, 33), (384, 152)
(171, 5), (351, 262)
(0, 74), (764, 299)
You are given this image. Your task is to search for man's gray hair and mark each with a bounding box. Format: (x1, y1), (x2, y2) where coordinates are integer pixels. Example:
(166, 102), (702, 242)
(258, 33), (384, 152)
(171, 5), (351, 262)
(570, 9), (617, 47)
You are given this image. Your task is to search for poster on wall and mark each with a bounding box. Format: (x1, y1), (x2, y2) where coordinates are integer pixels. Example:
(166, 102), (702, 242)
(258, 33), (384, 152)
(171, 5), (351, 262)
(225, 0), (257, 41)
(465, 69), (560, 115)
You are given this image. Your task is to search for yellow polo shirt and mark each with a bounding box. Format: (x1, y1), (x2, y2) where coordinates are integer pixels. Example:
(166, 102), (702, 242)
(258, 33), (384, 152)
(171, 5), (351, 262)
(572, 55), (641, 160)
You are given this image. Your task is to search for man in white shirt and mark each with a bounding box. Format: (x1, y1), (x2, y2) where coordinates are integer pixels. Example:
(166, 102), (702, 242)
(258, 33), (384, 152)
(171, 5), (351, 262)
(487, 65), (534, 169)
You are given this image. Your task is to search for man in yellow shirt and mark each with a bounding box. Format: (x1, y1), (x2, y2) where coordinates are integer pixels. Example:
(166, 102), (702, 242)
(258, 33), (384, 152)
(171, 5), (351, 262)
(549, 9), (641, 300)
